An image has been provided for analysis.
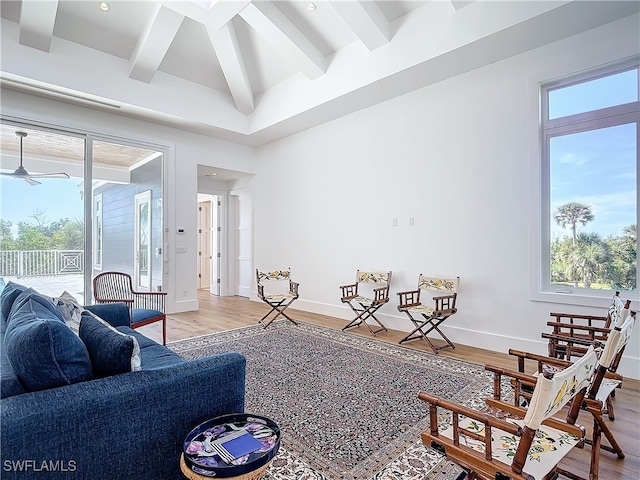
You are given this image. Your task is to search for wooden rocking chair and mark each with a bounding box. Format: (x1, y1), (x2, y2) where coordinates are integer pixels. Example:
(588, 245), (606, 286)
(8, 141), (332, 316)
(339, 271), (392, 336)
(419, 346), (599, 480)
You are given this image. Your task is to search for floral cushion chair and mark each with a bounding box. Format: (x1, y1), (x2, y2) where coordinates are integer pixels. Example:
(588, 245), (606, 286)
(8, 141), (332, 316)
(339, 271), (392, 336)
(505, 300), (635, 479)
(396, 275), (460, 353)
(256, 269), (299, 328)
(543, 292), (623, 361)
(419, 346), (598, 480)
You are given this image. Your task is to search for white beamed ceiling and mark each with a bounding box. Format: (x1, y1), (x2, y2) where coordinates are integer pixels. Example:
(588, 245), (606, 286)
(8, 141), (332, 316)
(1, 0), (638, 147)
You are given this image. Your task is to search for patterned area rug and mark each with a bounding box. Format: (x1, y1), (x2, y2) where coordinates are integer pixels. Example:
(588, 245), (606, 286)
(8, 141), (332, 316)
(169, 320), (494, 480)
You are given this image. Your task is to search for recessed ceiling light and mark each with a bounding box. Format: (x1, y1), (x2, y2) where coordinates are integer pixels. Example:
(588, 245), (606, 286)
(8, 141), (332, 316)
(99, 2), (110, 12)
(306, 2), (317, 11)
(205, 173), (217, 177)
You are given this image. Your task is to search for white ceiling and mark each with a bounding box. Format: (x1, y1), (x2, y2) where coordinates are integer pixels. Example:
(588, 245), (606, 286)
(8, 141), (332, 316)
(1, 1), (638, 147)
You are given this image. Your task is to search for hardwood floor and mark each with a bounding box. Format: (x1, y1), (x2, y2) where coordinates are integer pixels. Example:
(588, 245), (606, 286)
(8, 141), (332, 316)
(136, 290), (639, 480)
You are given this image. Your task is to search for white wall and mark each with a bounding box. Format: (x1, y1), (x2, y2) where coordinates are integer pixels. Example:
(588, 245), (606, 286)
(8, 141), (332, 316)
(0, 90), (257, 314)
(251, 15), (640, 378)
(1, 14), (637, 379)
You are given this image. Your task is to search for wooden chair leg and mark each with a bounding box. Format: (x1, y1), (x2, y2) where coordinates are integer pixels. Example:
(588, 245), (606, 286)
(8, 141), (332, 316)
(585, 402), (625, 459)
(343, 304), (386, 335)
(399, 319), (439, 353)
(591, 419), (602, 480)
(342, 306), (367, 331)
(605, 395), (615, 421)
(259, 300), (299, 328)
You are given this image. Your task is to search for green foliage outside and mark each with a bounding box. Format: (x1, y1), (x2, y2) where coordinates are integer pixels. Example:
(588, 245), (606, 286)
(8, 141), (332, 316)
(0, 211), (84, 276)
(551, 202), (637, 291)
(0, 210), (83, 251)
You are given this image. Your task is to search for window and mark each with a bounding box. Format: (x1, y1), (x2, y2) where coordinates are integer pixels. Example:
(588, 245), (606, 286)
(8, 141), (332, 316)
(539, 58), (638, 301)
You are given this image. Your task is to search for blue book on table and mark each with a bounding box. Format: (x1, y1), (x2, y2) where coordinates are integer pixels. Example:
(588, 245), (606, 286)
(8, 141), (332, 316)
(221, 432), (263, 459)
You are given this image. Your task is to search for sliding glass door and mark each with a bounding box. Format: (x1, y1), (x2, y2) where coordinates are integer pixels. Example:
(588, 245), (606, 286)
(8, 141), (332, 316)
(90, 139), (164, 294)
(0, 120), (164, 301)
(0, 123), (86, 300)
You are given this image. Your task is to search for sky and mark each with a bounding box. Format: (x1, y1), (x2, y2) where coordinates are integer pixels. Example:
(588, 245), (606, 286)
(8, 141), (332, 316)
(548, 68), (637, 240)
(0, 176), (84, 236)
(550, 122), (636, 239)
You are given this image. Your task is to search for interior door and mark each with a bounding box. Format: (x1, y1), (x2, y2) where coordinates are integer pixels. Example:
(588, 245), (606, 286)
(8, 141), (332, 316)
(197, 200), (212, 289)
(134, 190), (152, 290)
(211, 196), (221, 295)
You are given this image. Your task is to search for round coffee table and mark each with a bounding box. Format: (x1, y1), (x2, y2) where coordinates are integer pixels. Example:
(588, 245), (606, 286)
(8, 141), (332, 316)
(181, 413), (280, 479)
(179, 454), (270, 480)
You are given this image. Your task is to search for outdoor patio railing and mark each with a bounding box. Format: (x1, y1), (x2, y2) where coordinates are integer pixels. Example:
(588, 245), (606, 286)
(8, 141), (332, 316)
(0, 250), (84, 277)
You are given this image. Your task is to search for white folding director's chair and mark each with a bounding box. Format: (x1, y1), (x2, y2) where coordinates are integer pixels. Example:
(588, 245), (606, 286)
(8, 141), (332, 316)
(397, 275), (460, 353)
(339, 270), (392, 336)
(256, 269), (299, 329)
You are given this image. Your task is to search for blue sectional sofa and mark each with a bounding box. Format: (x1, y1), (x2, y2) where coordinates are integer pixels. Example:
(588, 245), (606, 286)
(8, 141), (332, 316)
(0, 282), (246, 479)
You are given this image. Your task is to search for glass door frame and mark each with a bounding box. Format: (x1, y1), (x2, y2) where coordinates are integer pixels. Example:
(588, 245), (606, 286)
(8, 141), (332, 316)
(1, 115), (168, 303)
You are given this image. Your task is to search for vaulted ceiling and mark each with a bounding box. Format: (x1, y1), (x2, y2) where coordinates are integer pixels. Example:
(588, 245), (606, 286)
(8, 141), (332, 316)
(1, 1), (638, 146)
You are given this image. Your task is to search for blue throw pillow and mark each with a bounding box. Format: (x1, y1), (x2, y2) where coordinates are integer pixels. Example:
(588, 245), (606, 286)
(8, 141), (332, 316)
(4, 298), (94, 392)
(0, 281), (28, 324)
(9, 288), (65, 322)
(79, 311), (141, 377)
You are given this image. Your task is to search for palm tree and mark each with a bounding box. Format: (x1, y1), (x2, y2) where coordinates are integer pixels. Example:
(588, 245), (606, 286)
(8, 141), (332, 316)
(554, 202), (594, 246)
(622, 224), (637, 243)
(556, 232), (609, 288)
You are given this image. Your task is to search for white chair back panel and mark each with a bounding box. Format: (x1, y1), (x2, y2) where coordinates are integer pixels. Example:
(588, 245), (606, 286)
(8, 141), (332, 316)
(257, 269), (291, 282)
(608, 293), (625, 326)
(418, 276), (459, 293)
(599, 315), (635, 368)
(524, 346), (598, 430)
(356, 271), (390, 285)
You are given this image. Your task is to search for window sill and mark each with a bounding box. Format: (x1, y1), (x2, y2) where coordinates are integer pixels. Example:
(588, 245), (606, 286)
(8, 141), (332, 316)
(531, 290), (639, 309)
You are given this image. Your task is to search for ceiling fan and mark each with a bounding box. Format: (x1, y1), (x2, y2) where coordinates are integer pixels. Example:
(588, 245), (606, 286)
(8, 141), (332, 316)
(1, 131), (70, 186)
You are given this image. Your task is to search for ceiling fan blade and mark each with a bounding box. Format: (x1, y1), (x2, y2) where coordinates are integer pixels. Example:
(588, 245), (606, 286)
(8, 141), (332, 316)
(7, 130), (71, 184)
(27, 172), (71, 179)
(24, 177), (41, 186)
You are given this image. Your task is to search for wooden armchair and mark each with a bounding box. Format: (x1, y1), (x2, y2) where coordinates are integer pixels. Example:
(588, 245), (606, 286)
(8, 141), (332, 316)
(516, 300), (634, 415)
(339, 271), (392, 336)
(419, 347), (598, 480)
(256, 268), (299, 328)
(544, 292), (622, 361)
(397, 275), (459, 353)
(93, 271), (167, 344)
(505, 301), (635, 478)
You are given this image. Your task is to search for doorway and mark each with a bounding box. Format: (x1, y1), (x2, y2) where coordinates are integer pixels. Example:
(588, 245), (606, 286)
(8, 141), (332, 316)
(197, 195), (220, 295)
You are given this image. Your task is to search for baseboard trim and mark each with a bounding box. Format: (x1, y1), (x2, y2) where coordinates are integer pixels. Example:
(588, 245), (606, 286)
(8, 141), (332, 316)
(171, 299), (199, 314)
